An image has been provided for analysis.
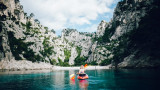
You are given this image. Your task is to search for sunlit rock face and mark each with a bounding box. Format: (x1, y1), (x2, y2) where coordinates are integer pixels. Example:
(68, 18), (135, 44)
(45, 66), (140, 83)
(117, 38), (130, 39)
(96, 20), (108, 38)
(0, 0), (57, 64)
(62, 29), (93, 56)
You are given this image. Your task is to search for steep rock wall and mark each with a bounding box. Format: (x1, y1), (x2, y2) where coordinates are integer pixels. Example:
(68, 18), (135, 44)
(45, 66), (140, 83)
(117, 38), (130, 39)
(95, 0), (160, 68)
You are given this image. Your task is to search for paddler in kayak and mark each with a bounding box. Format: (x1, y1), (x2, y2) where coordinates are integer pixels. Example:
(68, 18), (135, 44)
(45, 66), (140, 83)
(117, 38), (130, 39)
(77, 65), (85, 74)
(77, 65), (89, 79)
(70, 65), (87, 80)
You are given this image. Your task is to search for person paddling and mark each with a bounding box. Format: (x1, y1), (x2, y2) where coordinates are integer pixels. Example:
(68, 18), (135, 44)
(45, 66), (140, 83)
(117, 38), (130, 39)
(70, 64), (88, 79)
(77, 64), (89, 79)
(77, 65), (85, 74)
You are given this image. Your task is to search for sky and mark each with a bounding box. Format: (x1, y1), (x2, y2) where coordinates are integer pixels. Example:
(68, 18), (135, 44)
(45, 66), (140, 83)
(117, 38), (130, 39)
(20, 0), (120, 35)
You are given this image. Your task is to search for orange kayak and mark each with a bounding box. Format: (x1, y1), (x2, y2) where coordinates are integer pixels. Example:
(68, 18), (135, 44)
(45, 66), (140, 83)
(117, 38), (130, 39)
(77, 74), (89, 80)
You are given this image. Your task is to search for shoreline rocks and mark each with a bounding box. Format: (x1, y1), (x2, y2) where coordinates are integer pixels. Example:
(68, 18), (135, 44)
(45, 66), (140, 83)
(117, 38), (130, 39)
(0, 59), (111, 71)
(0, 59), (53, 71)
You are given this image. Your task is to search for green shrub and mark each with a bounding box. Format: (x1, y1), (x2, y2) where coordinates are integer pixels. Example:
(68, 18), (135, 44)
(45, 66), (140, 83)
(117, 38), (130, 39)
(8, 31), (24, 60)
(58, 57), (63, 66)
(11, 16), (16, 21)
(50, 59), (57, 65)
(90, 61), (98, 65)
(24, 12), (27, 16)
(31, 28), (41, 34)
(0, 36), (4, 53)
(63, 62), (70, 66)
(9, 24), (12, 28)
(42, 37), (54, 56)
(44, 27), (49, 34)
(34, 19), (40, 24)
(0, 2), (7, 11)
(64, 49), (71, 62)
(7, 31), (39, 61)
(15, 0), (20, 3)
(76, 46), (81, 56)
(30, 13), (34, 17)
(0, 15), (7, 21)
(101, 26), (115, 43)
(0, 22), (3, 32)
(51, 29), (55, 33)
(26, 21), (32, 32)
(88, 50), (92, 55)
(57, 57), (70, 66)
(23, 49), (42, 62)
(14, 9), (20, 15)
(21, 22), (26, 27)
(100, 59), (111, 66)
(44, 27), (48, 30)
(74, 56), (88, 66)
(93, 23), (117, 44)
(15, 21), (19, 25)
(39, 37), (54, 62)
(74, 46), (89, 66)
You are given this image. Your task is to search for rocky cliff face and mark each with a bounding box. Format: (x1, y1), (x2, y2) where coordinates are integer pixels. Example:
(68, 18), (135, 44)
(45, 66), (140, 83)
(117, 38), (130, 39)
(0, 0), (57, 63)
(0, 0), (95, 67)
(116, 0), (160, 68)
(61, 29), (94, 65)
(0, 0), (160, 69)
(94, 0), (160, 68)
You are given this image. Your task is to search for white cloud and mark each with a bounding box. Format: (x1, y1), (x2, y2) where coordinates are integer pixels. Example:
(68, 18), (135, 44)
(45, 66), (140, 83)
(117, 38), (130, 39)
(20, 0), (118, 33)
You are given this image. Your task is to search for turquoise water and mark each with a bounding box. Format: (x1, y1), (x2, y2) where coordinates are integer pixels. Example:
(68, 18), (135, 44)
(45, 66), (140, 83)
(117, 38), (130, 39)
(0, 69), (159, 90)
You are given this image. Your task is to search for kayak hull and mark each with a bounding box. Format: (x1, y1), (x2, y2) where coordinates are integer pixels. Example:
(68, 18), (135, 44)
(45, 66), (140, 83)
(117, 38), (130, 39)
(77, 74), (89, 80)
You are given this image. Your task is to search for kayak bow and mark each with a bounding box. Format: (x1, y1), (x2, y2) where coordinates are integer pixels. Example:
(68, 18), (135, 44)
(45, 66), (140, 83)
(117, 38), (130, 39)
(77, 73), (89, 80)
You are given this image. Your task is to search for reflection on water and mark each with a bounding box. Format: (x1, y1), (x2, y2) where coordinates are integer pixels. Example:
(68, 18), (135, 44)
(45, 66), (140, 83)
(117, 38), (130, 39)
(70, 79), (75, 85)
(79, 80), (89, 89)
(53, 70), (65, 88)
(0, 70), (51, 75)
(69, 70), (75, 75)
(69, 70), (76, 85)
(0, 69), (160, 90)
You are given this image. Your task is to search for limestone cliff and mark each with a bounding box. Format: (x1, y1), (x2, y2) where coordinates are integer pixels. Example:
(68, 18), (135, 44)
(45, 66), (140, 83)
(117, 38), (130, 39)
(0, 0), (57, 68)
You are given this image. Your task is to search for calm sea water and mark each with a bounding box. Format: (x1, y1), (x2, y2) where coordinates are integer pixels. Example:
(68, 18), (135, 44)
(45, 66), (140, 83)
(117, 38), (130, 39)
(0, 69), (159, 90)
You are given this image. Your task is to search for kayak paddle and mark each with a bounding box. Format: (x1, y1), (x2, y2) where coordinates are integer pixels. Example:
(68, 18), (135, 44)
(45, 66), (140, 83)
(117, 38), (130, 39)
(70, 74), (75, 80)
(84, 64), (88, 68)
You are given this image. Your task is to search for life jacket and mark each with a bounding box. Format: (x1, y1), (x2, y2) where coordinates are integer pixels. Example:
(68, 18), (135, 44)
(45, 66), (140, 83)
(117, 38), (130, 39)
(79, 69), (84, 73)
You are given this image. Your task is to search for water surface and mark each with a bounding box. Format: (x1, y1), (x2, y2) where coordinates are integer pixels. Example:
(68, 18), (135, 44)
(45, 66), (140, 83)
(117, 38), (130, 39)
(0, 69), (159, 90)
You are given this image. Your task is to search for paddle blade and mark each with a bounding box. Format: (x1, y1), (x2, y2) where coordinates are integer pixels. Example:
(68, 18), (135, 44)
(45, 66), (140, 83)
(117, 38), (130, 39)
(71, 76), (75, 79)
(70, 74), (75, 79)
(84, 64), (88, 68)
